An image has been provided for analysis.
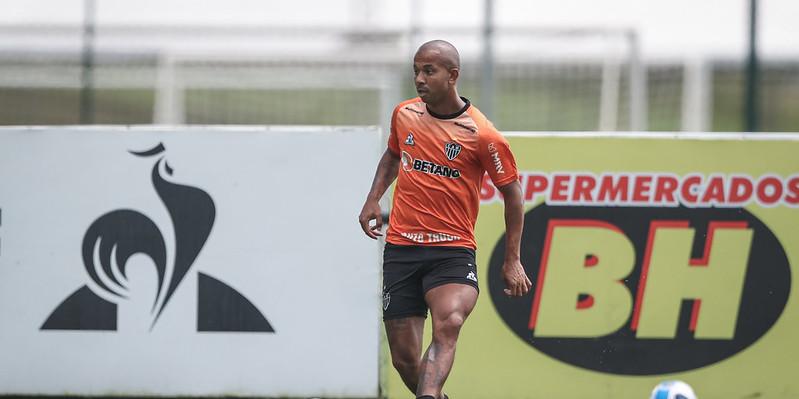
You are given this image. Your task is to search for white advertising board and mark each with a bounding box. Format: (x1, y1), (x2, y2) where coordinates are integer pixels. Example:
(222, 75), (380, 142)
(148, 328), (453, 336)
(0, 126), (382, 397)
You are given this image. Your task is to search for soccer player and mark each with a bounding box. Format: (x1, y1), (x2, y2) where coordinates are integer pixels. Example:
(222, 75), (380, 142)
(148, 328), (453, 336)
(358, 40), (531, 399)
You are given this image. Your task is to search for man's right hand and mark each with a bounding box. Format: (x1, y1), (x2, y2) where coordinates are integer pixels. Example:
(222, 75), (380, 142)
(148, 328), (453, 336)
(358, 200), (384, 239)
(359, 149), (399, 240)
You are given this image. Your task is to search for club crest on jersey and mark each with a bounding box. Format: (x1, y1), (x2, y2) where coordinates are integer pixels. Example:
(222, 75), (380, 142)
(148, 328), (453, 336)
(444, 141), (462, 160)
(405, 132), (415, 146)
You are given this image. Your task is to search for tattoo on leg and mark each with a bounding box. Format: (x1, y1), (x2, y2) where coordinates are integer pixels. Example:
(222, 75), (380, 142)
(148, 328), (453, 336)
(416, 341), (456, 397)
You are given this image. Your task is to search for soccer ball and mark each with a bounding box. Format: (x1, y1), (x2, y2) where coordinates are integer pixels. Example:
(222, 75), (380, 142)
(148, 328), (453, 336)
(649, 380), (697, 399)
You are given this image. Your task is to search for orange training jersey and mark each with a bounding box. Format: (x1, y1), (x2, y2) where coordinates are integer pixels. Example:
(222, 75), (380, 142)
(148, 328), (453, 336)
(386, 97), (519, 249)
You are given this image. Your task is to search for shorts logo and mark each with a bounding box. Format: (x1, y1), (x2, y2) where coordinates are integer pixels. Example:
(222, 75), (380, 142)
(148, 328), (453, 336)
(383, 291), (391, 311)
(466, 271), (478, 282)
(405, 132), (415, 146)
(445, 141), (462, 160)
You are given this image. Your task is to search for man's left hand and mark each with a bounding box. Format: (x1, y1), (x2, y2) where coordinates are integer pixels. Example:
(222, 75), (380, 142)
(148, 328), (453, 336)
(502, 259), (531, 297)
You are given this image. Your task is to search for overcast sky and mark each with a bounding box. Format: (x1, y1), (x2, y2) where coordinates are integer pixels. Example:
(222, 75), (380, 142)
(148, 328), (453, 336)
(2, 0), (797, 59)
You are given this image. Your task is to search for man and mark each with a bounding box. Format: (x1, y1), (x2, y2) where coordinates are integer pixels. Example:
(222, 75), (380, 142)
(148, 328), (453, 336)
(358, 40), (531, 399)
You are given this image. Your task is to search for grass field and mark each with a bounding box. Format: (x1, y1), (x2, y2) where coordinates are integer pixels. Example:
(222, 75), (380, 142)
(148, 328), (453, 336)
(0, 69), (797, 132)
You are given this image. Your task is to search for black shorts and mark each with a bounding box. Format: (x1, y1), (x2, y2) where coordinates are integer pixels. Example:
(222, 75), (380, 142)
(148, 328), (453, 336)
(382, 243), (479, 321)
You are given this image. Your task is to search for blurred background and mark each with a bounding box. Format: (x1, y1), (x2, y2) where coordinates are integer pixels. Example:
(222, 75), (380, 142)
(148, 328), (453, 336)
(1, 0), (797, 133)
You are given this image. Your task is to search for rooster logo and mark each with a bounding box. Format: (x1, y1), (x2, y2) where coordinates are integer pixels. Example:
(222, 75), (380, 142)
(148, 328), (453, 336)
(42, 143), (273, 333)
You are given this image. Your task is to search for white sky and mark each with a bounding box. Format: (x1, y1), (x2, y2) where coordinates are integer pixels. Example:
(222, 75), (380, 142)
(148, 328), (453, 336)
(1, 0), (797, 59)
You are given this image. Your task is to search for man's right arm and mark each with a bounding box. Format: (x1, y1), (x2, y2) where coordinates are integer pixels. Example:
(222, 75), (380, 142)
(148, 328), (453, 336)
(358, 149), (400, 239)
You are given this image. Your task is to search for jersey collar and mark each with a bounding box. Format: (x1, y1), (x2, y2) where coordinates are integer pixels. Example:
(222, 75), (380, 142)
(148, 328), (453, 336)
(427, 97), (471, 120)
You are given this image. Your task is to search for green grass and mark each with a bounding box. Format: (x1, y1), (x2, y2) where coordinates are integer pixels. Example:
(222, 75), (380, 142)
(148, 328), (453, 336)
(185, 89), (381, 125)
(1, 69), (798, 132)
(713, 67), (799, 132)
(0, 88), (154, 125)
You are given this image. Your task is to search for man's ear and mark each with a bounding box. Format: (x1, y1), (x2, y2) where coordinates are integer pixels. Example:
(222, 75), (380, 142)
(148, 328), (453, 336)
(449, 67), (460, 85)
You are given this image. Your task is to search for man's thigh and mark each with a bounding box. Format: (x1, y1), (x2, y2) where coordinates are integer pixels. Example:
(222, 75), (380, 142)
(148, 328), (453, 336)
(421, 247), (480, 324)
(421, 246), (480, 295)
(383, 243), (428, 320)
(384, 316), (426, 358)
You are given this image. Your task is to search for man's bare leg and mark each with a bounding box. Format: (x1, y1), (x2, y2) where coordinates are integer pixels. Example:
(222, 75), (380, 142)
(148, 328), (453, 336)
(416, 283), (478, 398)
(385, 316), (425, 393)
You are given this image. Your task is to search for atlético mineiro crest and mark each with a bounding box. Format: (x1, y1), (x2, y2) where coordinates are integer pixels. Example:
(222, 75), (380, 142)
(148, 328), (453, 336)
(445, 141), (462, 160)
(405, 132), (415, 146)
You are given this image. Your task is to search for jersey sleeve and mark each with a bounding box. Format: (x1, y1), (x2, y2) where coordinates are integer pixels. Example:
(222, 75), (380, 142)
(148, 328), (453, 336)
(387, 105), (401, 155)
(477, 127), (519, 188)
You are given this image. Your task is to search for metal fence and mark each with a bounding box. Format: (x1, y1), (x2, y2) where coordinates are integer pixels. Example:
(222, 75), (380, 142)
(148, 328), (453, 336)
(1, 24), (797, 132)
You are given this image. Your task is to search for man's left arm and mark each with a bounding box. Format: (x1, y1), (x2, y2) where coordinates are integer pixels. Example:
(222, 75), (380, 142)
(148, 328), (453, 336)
(497, 181), (532, 297)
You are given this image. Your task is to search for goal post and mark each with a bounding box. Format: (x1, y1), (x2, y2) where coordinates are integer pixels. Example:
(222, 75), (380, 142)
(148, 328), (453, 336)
(0, 24), (648, 132)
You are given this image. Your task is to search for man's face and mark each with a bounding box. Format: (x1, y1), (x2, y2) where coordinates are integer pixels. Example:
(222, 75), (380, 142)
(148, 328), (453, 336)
(413, 50), (455, 104)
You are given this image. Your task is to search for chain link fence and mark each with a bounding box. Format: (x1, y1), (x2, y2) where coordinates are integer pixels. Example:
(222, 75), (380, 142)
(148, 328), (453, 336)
(1, 24), (797, 132)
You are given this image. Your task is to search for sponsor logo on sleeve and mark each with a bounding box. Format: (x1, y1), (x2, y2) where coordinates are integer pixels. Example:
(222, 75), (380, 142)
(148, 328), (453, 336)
(488, 142), (505, 174)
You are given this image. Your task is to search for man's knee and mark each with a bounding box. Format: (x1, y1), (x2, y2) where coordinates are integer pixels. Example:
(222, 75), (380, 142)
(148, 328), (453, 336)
(392, 356), (419, 376)
(433, 312), (466, 342)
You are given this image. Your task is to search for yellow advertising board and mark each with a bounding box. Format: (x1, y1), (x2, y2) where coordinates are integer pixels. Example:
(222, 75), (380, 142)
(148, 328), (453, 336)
(384, 133), (799, 399)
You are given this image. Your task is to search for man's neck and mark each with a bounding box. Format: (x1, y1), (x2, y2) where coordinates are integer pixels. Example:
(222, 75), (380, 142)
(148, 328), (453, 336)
(426, 92), (466, 117)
